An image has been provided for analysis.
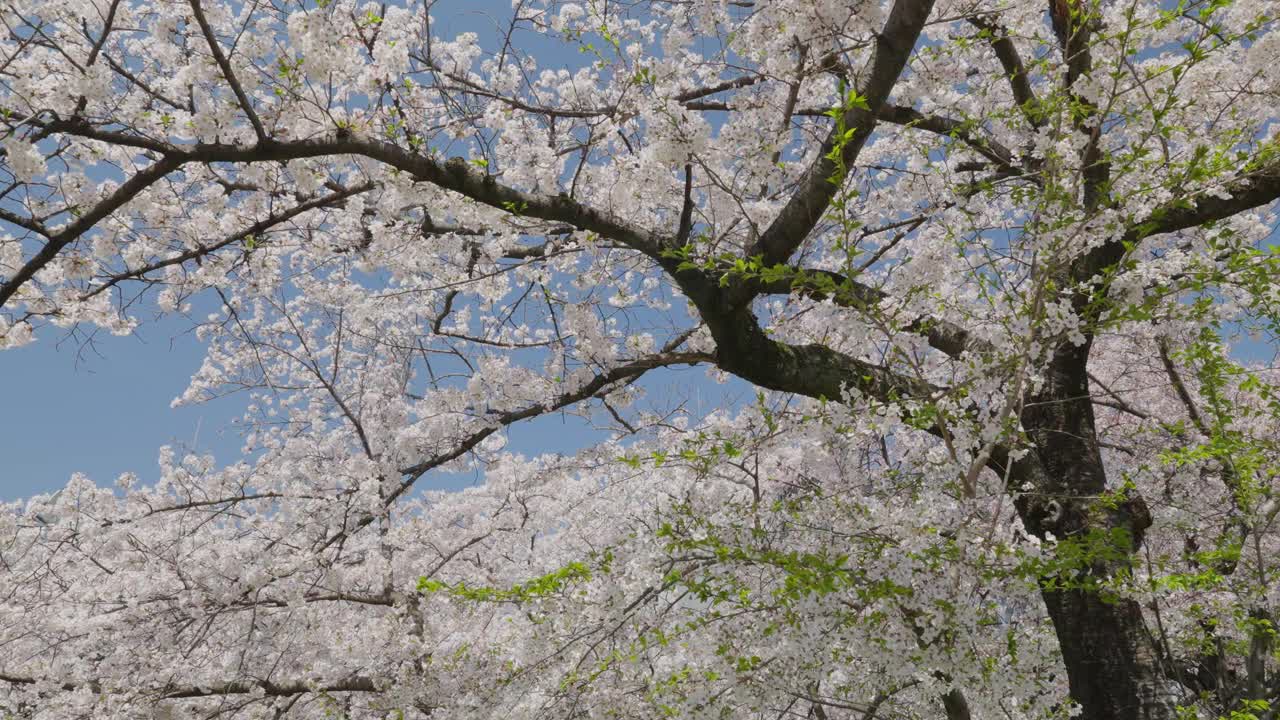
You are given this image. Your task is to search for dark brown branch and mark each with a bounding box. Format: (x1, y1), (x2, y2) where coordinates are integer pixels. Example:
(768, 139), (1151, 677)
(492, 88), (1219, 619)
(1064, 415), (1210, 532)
(422, 220), (575, 240)
(682, 101), (1021, 176)
(0, 673), (380, 700)
(677, 163), (694, 243)
(749, 0), (936, 268)
(770, 43), (809, 168)
(99, 493), (288, 526)
(751, 268), (983, 358)
(0, 155), (182, 309)
(157, 135), (668, 259)
(102, 54), (186, 110)
(674, 75), (765, 102)
(855, 213), (930, 271)
(30, 110), (978, 433)
(969, 18), (1041, 128)
(425, 60), (766, 119)
(189, 0), (267, 142)
(668, 264), (943, 408)
(941, 686), (973, 720)
(0, 207), (48, 235)
(317, 343), (712, 550)
(162, 677), (379, 700)
(1156, 339), (1208, 435)
(82, 181), (375, 299)
(1075, 160), (1280, 289)
(1155, 337), (1247, 575)
(1087, 371), (1152, 421)
(877, 104), (1020, 176)
(82, 0), (121, 69)
(1134, 164), (1280, 241)
(397, 349), (711, 481)
(36, 116), (179, 154)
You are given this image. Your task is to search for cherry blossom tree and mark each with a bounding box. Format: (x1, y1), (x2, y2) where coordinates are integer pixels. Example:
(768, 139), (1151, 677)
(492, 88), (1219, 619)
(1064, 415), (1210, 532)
(2, 0), (1280, 718)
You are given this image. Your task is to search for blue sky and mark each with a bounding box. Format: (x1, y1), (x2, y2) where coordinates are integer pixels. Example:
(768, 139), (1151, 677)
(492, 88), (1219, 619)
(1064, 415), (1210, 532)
(1, 314), (244, 500)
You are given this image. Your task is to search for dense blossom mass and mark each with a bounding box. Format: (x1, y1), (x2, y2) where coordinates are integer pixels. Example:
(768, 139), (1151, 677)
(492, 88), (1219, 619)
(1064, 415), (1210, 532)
(2, 0), (1280, 718)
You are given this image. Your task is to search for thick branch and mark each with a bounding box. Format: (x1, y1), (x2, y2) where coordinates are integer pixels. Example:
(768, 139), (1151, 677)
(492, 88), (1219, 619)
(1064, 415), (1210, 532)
(877, 104), (1021, 177)
(0, 156), (181, 309)
(162, 677), (379, 700)
(20, 123), (666, 260)
(167, 135), (668, 259)
(750, 0), (935, 268)
(82, 0), (122, 69)
(752, 268), (985, 358)
(189, 0), (267, 142)
(0, 673), (379, 700)
(1075, 161), (1280, 287)
(676, 270), (942, 405)
(969, 18), (1041, 128)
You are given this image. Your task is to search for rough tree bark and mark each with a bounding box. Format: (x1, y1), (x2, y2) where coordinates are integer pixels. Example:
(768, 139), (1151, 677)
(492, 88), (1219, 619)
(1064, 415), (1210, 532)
(1013, 341), (1174, 720)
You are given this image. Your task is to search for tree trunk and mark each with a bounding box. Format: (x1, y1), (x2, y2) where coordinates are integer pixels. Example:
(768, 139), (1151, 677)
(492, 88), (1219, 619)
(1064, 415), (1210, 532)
(1015, 341), (1177, 720)
(1040, 590), (1174, 720)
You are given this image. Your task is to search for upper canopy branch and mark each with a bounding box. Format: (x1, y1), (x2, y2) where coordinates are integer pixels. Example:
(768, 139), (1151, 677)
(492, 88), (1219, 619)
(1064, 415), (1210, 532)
(968, 17), (1041, 130)
(5, 112), (981, 363)
(5, 115), (991, 435)
(0, 93), (1007, 453)
(748, 0), (936, 270)
(177, 134), (672, 259)
(188, 0), (267, 142)
(750, 268), (986, 358)
(0, 127), (667, 313)
(1073, 160), (1280, 292)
